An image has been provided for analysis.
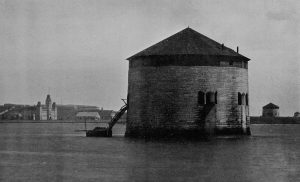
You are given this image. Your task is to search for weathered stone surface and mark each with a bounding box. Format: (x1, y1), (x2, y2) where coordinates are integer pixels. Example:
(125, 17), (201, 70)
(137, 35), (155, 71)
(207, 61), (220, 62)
(125, 28), (250, 138)
(126, 63), (250, 138)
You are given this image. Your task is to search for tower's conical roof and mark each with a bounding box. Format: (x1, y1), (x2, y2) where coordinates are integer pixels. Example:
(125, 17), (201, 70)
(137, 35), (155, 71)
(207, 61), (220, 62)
(127, 27), (250, 61)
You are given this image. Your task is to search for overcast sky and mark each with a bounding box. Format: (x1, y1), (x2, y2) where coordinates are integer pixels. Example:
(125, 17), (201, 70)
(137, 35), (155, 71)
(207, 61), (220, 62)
(0, 0), (299, 116)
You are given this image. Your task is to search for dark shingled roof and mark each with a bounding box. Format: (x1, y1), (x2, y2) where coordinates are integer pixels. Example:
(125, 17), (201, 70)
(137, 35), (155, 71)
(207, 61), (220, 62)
(127, 27), (250, 61)
(263, 103), (279, 109)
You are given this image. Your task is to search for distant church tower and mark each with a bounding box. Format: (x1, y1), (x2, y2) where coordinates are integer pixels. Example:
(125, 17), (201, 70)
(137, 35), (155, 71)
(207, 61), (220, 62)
(46, 94), (52, 120)
(36, 94), (57, 120)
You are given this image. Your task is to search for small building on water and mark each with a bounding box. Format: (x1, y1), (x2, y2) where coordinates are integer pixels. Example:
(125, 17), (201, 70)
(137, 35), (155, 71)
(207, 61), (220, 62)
(262, 103), (279, 117)
(294, 112), (300, 117)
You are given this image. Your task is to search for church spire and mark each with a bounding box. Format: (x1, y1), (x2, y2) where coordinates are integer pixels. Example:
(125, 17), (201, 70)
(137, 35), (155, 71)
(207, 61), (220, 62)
(46, 94), (52, 108)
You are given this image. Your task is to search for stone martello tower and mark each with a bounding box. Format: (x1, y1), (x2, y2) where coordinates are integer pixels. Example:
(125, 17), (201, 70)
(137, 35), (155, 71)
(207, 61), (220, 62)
(126, 28), (251, 138)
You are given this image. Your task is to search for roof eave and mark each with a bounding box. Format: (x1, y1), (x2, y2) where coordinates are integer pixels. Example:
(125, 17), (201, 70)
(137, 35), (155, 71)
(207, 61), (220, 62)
(127, 54), (250, 61)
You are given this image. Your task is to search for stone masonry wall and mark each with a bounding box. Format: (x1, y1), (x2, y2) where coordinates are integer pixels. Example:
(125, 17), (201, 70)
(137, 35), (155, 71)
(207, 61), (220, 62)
(126, 63), (249, 137)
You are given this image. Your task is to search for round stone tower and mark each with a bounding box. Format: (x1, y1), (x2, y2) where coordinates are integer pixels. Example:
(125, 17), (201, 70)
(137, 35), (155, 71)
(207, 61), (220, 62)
(125, 28), (251, 138)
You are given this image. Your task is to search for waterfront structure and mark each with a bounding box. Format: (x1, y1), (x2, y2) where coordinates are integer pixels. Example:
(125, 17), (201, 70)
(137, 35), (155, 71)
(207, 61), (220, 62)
(4, 111), (22, 120)
(0, 105), (35, 120)
(126, 27), (250, 138)
(0, 100), (100, 121)
(99, 110), (116, 123)
(57, 105), (100, 120)
(21, 106), (36, 120)
(262, 103), (279, 117)
(76, 112), (100, 120)
(36, 94), (57, 120)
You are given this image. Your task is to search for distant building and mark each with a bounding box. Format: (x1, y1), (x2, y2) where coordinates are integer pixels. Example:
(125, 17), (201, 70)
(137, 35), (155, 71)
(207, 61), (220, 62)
(74, 105), (99, 110)
(262, 103), (279, 117)
(0, 105), (35, 120)
(76, 112), (100, 120)
(21, 106), (36, 120)
(0, 105), (14, 119)
(0, 96), (103, 121)
(294, 112), (300, 117)
(99, 110), (116, 123)
(5, 111), (22, 120)
(56, 105), (100, 120)
(36, 94), (57, 120)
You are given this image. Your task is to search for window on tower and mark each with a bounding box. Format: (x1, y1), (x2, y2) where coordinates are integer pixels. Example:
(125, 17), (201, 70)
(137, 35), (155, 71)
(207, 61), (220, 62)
(238, 92), (242, 105)
(206, 92), (215, 104)
(198, 91), (205, 105)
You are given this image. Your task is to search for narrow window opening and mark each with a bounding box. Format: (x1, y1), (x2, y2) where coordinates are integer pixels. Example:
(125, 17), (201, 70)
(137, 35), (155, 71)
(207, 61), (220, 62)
(238, 92), (242, 105)
(198, 91), (205, 105)
(206, 93), (210, 104)
(206, 92), (215, 104)
(246, 94), (249, 106)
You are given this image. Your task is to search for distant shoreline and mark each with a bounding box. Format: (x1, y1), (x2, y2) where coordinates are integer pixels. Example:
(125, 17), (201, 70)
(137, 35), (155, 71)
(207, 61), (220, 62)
(1, 118), (300, 124)
(0, 120), (125, 124)
(250, 116), (300, 124)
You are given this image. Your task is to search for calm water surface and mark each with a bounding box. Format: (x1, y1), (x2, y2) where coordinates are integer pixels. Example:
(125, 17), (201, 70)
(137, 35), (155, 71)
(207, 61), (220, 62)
(0, 123), (299, 182)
